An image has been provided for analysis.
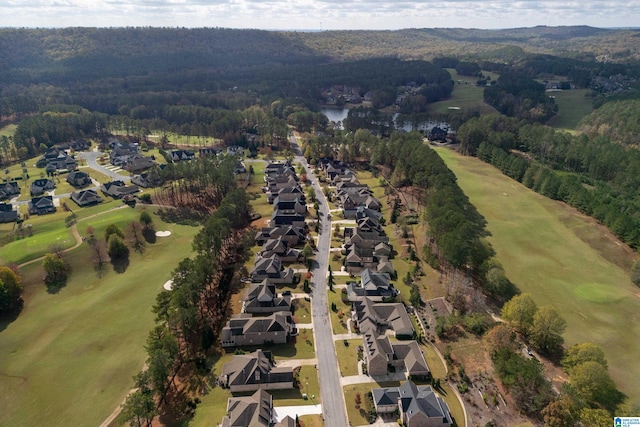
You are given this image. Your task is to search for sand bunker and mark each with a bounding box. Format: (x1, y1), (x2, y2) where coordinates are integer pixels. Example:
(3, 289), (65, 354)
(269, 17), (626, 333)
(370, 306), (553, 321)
(155, 230), (172, 237)
(163, 280), (174, 291)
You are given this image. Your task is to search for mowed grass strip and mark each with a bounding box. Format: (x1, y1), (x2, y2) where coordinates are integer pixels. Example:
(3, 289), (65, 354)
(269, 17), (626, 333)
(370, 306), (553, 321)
(546, 88), (593, 131)
(0, 208), (199, 427)
(436, 147), (640, 406)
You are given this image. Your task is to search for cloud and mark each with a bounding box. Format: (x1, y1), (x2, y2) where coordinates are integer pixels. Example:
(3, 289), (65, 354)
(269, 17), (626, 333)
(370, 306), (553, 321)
(0, 0), (638, 29)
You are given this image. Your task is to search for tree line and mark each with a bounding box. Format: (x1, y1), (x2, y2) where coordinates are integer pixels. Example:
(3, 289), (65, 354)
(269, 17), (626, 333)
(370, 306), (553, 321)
(118, 188), (252, 425)
(457, 114), (640, 250)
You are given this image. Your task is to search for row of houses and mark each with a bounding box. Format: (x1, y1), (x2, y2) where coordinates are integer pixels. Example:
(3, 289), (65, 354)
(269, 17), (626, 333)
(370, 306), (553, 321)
(319, 159), (453, 426)
(217, 161), (309, 427)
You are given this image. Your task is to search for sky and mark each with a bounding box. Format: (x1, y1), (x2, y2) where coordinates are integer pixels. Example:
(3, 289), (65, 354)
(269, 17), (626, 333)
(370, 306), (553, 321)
(1, 0), (639, 30)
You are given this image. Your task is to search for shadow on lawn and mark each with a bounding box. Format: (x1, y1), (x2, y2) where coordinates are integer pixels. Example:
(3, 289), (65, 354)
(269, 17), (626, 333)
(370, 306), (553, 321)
(0, 300), (23, 332)
(111, 255), (130, 274)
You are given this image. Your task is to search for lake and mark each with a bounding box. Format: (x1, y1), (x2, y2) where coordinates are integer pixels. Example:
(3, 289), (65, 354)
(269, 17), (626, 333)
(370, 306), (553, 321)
(319, 107), (450, 133)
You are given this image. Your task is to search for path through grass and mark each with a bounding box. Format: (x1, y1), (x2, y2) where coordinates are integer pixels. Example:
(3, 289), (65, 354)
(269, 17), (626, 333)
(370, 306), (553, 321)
(0, 207), (199, 427)
(436, 147), (640, 407)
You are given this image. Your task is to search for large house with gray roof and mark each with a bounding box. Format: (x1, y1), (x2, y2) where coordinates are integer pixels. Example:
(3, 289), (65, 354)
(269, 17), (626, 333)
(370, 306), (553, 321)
(362, 331), (430, 377)
(221, 312), (294, 348)
(371, 381), (453, 427)
(352, 296), (414, 339)
(220, 349), (294, 393)
(242, 280), (292, 314)
(219, 389), (295, 427)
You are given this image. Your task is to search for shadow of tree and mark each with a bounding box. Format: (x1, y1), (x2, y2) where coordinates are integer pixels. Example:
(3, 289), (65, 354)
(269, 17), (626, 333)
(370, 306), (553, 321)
(46, 278), (68, 294)
(0, 300), (23, 332)
(111, 256), (130, 274)
(157, 207), (203, 226)
(142, 228), (157, 244)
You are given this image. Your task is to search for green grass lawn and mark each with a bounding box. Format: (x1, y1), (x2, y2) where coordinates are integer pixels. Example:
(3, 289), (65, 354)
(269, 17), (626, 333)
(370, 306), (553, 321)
(425, 69), (499, 115)
(292, 297), (312, 324)
(0, 208), (200, 427)
(0, 211), (76, 264)
(335, 339), (362, 377)
(436, 147), (640, 407)
(327, 289), (351, 335)
(546, 89), (593, 131)
(272, 364), (321, 405)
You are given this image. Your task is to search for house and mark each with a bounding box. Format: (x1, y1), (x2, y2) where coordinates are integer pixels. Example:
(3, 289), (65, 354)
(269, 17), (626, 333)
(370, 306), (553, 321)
(353, 296), (414, 339)
(131, 172), (162, 188)
(273, 194), (307, 215)
(37, 148), (78, 172)
(220, 312), (294, 347)
(30, 179), (56, 196)
(0, 203), (18, 223)
(427, 126), (448, 142)
(259, 237), (302, 263)
(220, 349), (294, 392)
(0, 182), (20, 200)
(340, 192), (381, 219)
(124, 154), (155, 173)
(199, 147), (221, 157)
(71, 189), (103, 207)
(255, 226), (306, 247)
(371, 381), (453, 427)
(227, 145), (244, 156)
(168, 149), (195, 162)
(243, 280), (292, 314)
(250, 253), (295, 284)
(66, 171), (92, 187)
(362, 331), (430, 377)
(265, 176), (299, 203)
(101, 181), (140, 199)
(219, 389), (295, 427)
(28, 196), (56, 215)
(344, 242), (391, 274)
(110, 142), (139, 167)
(269, 210), (305, 228)
(264, 161), (294, 178)
(347, 269), (397, 302)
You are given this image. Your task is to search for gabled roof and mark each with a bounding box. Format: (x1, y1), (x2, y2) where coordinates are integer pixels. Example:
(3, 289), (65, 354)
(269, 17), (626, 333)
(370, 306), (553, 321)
(371, 381), (452, 425)
(354, 297), (414, 337)
(221, 349), (293, 389)
(222, 389), (272, 427)
(71, 189), (103, 206)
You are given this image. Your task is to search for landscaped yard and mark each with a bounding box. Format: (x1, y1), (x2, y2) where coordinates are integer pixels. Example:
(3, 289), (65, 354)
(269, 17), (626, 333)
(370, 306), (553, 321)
(437, 147), (640, 407)
(335, 339), (362, 377)
(0, 207), (200, 427)
(327, 288), (351, 335)
(272, 364), (320, 405)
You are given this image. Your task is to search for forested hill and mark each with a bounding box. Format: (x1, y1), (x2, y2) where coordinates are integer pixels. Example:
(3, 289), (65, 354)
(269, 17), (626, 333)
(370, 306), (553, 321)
(0, 27), (329, 84)
(287, 26), (640, 62)
(1, 26), (639, 85)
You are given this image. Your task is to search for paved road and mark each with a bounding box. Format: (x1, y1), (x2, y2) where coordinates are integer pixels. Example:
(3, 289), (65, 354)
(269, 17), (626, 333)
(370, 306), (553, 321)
(291, 134), (349, 426)
(78, 149), (132, 182)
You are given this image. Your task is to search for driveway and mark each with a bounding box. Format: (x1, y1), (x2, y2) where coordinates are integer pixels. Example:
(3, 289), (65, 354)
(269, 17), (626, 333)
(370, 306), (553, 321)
(78, 150), (131, 182)
(273, 404), (322, 422)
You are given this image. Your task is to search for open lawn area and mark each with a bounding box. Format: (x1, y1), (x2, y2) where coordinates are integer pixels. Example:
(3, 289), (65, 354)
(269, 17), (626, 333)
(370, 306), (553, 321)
(327, 288), (351, 335)
(425, 69), (499, 115)
(546, 89), (593, 131)
(335, 339), (362, 377)
(0, 124), (17, 137)
(436, 147), (640, 407)
(0, 207), (199, 427)
(0, 210), (76, 264)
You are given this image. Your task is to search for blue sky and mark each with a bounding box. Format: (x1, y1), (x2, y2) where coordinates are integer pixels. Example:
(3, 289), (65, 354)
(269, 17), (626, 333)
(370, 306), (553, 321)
(1, 0), (638, 29)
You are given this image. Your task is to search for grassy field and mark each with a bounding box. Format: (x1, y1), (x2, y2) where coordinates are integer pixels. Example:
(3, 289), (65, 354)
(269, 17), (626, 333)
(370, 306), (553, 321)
(436, 147), (640, 407)
(0, 124), (17, 137)
(426, 69), (499, 115)
(0, 210), (76, 264)
(546, 89), (593, 131)
(0, 207), (200, 427)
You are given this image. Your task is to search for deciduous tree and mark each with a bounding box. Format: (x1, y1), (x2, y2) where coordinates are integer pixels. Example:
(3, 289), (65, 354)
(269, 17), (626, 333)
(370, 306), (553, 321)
(530, 305), (566, 355)
(0, 266), (22, 313)
(501, 293), (537, 335)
